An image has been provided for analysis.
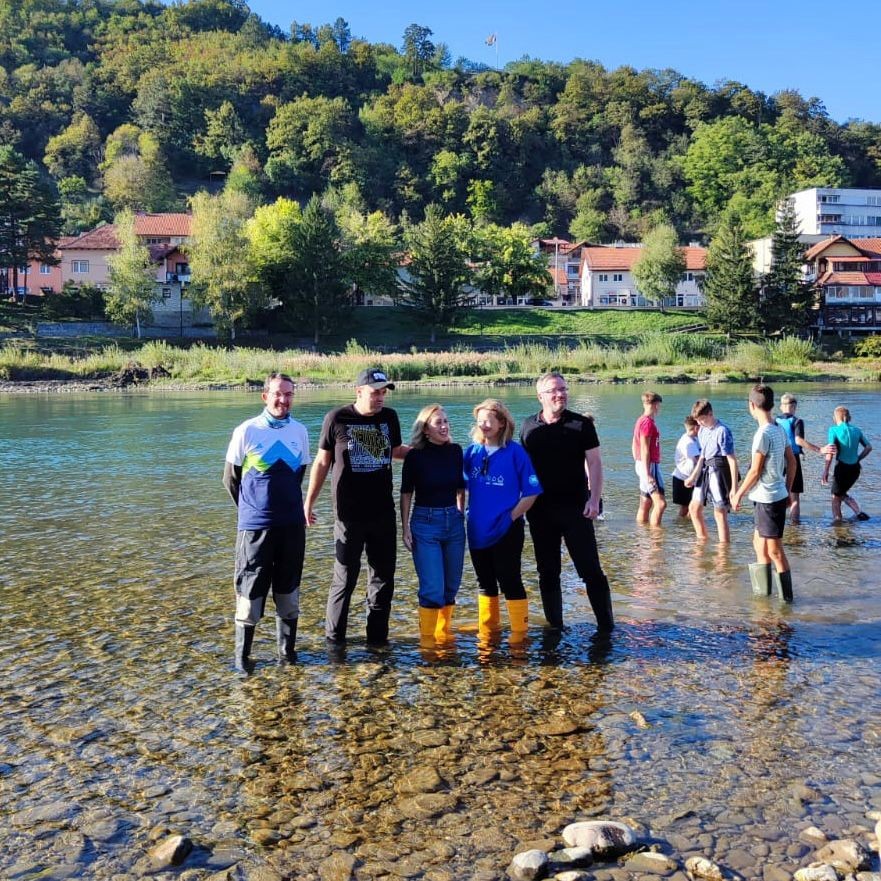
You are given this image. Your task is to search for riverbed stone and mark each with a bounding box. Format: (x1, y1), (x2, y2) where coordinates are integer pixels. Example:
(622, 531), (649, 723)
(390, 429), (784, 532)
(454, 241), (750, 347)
(550, 847), (594, 868)
(763, 866), (792, 881)
(794, 866), (839, 881)
(533, 718), (582, 736)
(561, 821), (638, 858)
(398, 793), (458, 819)
(554, 872), (591, 881)
(623, 851), (678, 874)
(148, 834), (193, 869)
(318, 851), (357, 881)
(507, 849), (549, 881)
(815, 839), (872, 872)
(801, 827), (830, 846)
(11, 800), (79, 827)
(394, 766), (443, 794)
(684, 856), (723, 880)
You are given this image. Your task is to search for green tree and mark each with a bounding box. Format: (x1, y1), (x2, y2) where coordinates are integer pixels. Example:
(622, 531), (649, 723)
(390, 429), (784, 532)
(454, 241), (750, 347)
(102, 126), (175, 211)
(193, 101), (247, 164)
(760, 197), (815, 335)
(401, 24), (434, 79)
(43, 113), (102, 181)
(631, 223), (686, 308)
(702, 212), (760, 335)
(188, 189), (264, 343)
(105, 209), (160, 338)
(0, 146), (61, 299)
(473, 223), (552, 304)
(397, 205), (473, 342)
(337, 207), (399, 304)
(246, 196), (301, 300)
(284, 196), (351, 345)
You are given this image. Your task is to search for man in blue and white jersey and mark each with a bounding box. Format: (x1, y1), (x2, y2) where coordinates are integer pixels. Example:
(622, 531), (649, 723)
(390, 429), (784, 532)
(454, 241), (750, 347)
(224, 373), (311, 670)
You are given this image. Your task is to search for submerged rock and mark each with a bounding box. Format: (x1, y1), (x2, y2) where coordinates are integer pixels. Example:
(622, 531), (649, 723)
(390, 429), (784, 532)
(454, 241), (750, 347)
(549, 847), (593, 869)
(560, 821), (637, 859)
(507, 849), (549, 881)
(684, 856), (724, 880)
(794, 866), (839, 881)
(148, 834), (193, 869)
(815, 839), (872, 872)
(623, 851), (678, 874)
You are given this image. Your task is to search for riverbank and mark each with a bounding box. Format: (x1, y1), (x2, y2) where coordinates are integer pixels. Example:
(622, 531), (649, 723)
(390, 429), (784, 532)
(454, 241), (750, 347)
(1, 335), (880, 391)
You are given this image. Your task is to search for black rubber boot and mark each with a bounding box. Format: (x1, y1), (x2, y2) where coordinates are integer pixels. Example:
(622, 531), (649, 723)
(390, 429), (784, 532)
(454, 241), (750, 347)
(539, 584), (565, 630)
(276, 617), (298, 663)
(772, 570), (794, 603)
(234, 624), (255, 672)
(586, 576), (615, 633)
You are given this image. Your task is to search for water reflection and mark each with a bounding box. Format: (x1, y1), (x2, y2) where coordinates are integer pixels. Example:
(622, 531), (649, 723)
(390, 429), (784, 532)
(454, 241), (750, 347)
(0, 385), (879, 878)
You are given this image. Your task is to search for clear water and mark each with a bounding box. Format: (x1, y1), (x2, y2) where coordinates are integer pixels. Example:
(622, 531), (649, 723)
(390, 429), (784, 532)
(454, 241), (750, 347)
(1, 384), (879, 879)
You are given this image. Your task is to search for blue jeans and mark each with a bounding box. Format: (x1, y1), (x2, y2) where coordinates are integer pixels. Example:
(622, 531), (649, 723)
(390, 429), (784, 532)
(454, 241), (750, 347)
(410, 506), (466, 608)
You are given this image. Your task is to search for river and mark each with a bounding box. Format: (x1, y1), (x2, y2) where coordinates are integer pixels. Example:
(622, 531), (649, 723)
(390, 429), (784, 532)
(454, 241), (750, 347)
(1, 383), (879, 880)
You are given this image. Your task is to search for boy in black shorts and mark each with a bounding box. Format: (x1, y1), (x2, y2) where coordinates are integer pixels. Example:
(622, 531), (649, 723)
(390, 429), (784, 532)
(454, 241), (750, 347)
(731, 385), (797, 602)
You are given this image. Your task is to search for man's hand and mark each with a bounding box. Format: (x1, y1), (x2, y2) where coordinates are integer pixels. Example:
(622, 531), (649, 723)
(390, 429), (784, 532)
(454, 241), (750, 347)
(304, 503), (318, 526)
(583, 498), (600, 520)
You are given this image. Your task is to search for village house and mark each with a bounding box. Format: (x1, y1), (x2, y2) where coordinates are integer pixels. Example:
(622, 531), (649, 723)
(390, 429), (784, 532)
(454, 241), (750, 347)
(803, 235), (881, 333)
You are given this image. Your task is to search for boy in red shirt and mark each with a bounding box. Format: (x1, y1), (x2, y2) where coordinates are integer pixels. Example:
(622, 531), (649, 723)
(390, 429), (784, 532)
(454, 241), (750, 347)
(632, 391), (667, 527)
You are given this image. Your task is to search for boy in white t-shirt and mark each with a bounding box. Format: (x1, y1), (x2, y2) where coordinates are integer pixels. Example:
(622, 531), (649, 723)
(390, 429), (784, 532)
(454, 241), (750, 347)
(671, 416), (700, 518)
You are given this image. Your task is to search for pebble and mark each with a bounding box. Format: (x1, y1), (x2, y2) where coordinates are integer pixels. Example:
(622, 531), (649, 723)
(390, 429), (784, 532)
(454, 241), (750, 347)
(794, 866), (838, 881)
(550, 847), (594, 868)
(318, 852), (357, 881)
(623, 851), (678, 874)
(507, 849), (550, 881)
(554, 873), (591, 881)
(684, 856), (723, 880)
(815, 839), (873, 872)
(147, 834), (193, 869)
(561, 821), (638, 858)
(800, 827), (829, 846)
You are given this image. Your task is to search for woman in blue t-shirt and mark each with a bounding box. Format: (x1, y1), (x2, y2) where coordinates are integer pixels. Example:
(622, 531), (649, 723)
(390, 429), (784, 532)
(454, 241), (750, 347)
(464, 398), (542, 642)
(401, 404), (466, 645)
(822, 406), (872, 522)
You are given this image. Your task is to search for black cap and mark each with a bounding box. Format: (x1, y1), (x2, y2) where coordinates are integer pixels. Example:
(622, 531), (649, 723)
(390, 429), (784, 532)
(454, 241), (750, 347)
(356, 367), (395, 390)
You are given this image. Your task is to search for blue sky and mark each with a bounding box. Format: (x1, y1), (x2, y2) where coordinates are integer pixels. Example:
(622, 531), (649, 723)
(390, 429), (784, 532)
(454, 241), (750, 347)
(245, 0), (879, 124)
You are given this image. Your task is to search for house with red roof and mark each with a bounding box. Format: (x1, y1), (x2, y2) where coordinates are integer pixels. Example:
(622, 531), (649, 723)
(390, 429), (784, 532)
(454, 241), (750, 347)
(579, 243), (707, 308)
(803, 235), (881, 332)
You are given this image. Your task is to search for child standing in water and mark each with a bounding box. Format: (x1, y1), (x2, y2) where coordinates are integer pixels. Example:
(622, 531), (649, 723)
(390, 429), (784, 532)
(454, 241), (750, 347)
(822, 406), (872, 522)
(671, 416), (700, 518)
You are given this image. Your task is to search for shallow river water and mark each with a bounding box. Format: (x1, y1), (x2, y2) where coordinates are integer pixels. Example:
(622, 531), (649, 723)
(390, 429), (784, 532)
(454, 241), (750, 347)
(0, 383), (879, 881)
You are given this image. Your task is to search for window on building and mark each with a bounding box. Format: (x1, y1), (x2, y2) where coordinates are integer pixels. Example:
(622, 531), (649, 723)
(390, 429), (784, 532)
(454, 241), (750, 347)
(868, 196), (880, 206)
(819, 194), (841, 203)
(175, 262), (190, 275)
(39, 264), (52, 275)
(71, 260), (89, 273)
(162, 287), (172, 299)
(146, 237), (171, 244)
(613, 273), (623, 282)
(598, 273), (608, 282)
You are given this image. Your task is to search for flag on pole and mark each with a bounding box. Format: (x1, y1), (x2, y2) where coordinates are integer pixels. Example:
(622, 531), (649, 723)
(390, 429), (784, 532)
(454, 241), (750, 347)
(485, 33), (497, 46)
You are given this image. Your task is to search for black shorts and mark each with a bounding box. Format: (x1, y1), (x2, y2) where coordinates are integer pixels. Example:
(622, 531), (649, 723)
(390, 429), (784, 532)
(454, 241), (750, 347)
(671, 475), (693, 506)
(789, 455), (804, 495)
(754, 498), (788, 539)
(831, 461), (861, 498)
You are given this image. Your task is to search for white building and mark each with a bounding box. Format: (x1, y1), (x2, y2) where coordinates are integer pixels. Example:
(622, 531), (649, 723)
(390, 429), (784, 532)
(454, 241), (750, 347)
(788, 187), (881, 237)
(579, 244), (707, 309)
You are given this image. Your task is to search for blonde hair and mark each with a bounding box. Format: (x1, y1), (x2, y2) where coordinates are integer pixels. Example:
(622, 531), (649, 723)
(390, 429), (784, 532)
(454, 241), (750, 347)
(410, 403), (449, 449)
(834, 406), (851, 423)
(471, 398), (514, 447)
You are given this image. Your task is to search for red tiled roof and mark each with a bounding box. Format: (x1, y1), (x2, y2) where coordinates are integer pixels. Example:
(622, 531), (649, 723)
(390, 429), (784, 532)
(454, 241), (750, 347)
(804, 235), (881, 262)
(865, 273), (881, 285)
(64, 224), (120, 250)
(819, 271), (870, 285)
(581, 245), (706, 271)
(550, 267), (569, 285)
(134, 213), (192, 237)
(804, 235), (848, 261)
(850, 238), (881, 259)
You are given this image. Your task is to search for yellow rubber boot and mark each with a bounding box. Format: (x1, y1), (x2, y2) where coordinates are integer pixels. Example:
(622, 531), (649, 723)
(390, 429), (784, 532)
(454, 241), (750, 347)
(435, 605), (454, 643)
(478, 594), (500, 638)
(418, 607), (439, 645)
(506, 598), (529, 644)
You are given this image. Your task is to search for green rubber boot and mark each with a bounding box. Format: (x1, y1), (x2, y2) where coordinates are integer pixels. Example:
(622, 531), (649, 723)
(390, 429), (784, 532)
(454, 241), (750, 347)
(748, 562), (772, 596)
(772, 569), (794, 603)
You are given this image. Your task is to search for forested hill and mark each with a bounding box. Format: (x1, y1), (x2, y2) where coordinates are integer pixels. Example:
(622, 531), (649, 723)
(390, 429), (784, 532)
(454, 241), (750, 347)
(3, 0), (879, 240)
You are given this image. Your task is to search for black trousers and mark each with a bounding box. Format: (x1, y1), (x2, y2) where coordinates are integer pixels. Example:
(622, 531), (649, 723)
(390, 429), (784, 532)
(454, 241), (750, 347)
(469, 518), (527, 601)
(325, 513), (396, 644)
(527, 501), (614, 631)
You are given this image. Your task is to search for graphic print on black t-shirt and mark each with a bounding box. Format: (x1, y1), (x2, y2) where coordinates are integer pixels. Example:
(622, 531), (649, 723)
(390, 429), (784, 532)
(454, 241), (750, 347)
(347, 422), (392, 471)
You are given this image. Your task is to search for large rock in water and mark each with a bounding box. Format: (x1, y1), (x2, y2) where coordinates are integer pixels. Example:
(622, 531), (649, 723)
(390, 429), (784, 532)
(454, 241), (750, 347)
(148, 834), (192, 869)
(815, 839), (872, 872)
(560, 821), (637, 859)
(794, 866), (839, 881)
(506, 849), (549, 881)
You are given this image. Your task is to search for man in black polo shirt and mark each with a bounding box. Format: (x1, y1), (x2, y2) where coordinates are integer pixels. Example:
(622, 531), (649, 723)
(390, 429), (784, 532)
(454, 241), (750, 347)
(520, 372), (614, 633)
(304, 368), (408, 648)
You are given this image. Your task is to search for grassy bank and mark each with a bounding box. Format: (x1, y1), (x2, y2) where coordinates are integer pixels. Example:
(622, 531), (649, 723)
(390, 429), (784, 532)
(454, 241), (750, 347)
(2, 334), (879, 386)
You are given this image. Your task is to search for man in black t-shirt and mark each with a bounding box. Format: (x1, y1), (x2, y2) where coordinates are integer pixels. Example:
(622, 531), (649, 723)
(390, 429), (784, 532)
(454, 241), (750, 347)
(304, 368), (408, 647)
(520, 372), (614, 633)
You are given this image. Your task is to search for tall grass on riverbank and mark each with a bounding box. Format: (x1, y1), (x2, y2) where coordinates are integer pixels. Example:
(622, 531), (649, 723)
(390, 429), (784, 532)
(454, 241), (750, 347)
(0, 334), (835, 384)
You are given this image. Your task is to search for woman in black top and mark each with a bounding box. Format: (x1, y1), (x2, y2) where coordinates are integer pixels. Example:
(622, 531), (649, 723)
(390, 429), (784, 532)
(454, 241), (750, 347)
(401, 404), (466, 645)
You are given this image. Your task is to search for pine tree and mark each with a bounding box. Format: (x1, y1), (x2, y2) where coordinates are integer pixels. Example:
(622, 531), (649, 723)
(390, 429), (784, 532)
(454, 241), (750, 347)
(761, 197), (815, 335)
(703, 212), (760, 336)
(396, 205), (473, 343)
(285, 197), (351, 345)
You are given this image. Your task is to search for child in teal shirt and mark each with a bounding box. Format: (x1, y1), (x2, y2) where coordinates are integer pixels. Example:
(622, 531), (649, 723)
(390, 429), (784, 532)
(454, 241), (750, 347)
(822, 406), (872, 522)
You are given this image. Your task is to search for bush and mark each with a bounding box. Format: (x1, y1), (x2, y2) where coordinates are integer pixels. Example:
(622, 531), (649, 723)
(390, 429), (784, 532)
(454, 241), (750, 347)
(42, 283), (106, 320)
(853, 335), (881, 358)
